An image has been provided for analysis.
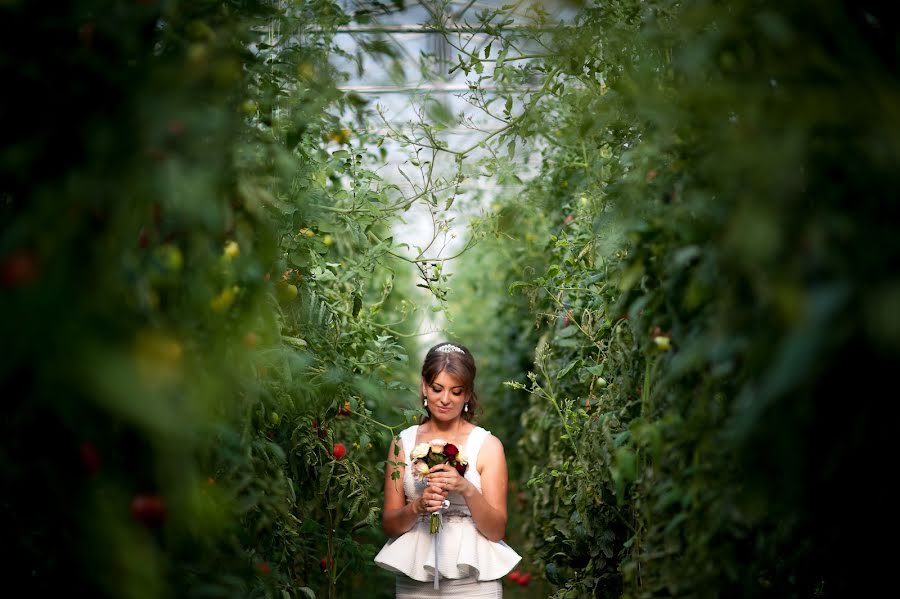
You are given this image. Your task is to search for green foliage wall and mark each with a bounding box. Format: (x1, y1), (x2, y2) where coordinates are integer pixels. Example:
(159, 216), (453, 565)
(5, 1), (898, 597)
(448, 0), (900, 597)
(1, 2), (421, 597)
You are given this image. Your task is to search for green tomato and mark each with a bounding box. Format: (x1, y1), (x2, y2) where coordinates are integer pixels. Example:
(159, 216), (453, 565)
(276, 281), (298, 303)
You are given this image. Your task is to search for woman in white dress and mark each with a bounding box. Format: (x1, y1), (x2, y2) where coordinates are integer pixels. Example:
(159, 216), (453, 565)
(374, 342), (521, 597)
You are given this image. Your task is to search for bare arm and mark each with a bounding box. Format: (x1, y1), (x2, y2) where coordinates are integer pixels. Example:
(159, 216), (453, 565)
(381, 437), (447, 538)
(462, 435), (508, 542)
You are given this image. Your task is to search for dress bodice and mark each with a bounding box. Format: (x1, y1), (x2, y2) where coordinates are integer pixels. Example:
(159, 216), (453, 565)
(399, 425), (490, 517)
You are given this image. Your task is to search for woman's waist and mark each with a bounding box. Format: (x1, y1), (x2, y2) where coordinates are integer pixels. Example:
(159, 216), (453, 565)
(416, 509), (473, 523)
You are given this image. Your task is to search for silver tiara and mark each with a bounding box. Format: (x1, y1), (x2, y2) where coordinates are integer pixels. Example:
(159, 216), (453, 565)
(436, 344), (464, 354)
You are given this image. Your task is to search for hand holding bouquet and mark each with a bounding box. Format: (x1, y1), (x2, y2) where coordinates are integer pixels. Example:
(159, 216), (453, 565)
(410, 439), (469, 533)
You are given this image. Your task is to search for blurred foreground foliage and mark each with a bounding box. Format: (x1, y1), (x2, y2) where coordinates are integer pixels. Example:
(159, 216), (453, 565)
(1, 1), (423, 597)
(448, 0), (899, 597)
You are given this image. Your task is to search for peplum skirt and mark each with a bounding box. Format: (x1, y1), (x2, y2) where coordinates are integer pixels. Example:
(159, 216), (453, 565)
(374, 515), (521, 584)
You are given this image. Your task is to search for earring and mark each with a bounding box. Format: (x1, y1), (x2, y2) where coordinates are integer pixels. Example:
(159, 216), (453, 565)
(423, 396), (428, 408)
(464, 402), (469, 413)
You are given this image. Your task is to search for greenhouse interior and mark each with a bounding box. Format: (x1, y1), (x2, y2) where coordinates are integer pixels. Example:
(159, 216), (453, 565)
(2, 1), (896, 598)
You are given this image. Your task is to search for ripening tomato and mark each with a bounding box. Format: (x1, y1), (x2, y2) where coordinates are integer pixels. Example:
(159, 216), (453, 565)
(332, 443), (346, 460)
(131, 494), (167, 527)
(0, 250), (39, 288)
(653, 336), (671, 351)
(79, 442), (100, 476)
(167, 120), (185, 137)
(223, 240), (240, 258)
(240, 99), (259, 115)
(78, 22), (95, 47)
(276, 281), (298, 303)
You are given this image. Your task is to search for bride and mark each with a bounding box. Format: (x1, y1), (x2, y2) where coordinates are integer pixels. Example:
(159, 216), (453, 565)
(374, 342), (521, 597)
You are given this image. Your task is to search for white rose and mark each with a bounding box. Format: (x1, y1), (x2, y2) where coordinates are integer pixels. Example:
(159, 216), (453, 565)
(413, 460), (431, 479)
(410, 443), (430, 459)
(430, 439), (447, 454)
(456, 449), (468, 465)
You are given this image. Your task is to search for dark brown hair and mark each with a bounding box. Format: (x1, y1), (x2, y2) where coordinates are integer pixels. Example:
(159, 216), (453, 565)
(420, 341), (478, 423)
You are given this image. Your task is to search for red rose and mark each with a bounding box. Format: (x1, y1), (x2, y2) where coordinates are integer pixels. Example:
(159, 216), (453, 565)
(257, 561), (271, 575)
(454, 462), (467, 476)
(444, 443), (459, 459)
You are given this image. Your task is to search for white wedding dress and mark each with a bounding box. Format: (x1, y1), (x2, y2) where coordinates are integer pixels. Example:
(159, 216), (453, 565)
(374, 425), (521, 597)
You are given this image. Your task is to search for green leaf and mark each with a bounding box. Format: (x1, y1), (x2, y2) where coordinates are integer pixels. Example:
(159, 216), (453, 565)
(425, 99), (454, 126)
(558, 316), (580, 335)
(508, 280), (530, 293)
(311, 266), (336, 282)
(618, 261), (644, 292)
(584, 364), (605, 377)
(557, 359), (581, 380)
(281, 336), (308, 349)
(614, 447), (636, 483)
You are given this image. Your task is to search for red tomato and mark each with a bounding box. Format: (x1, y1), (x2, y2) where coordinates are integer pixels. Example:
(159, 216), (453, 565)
(0, 250), (39, 288)
(244, 331), (258, 347)
(79, 442), (100, 476)
(131, 494), (167, 527)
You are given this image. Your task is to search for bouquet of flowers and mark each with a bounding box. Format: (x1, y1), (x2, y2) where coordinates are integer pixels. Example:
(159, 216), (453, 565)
(410, 439), (468, 533)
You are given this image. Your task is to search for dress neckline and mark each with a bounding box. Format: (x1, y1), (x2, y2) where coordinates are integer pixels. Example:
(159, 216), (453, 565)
(412, 423), (478, 454)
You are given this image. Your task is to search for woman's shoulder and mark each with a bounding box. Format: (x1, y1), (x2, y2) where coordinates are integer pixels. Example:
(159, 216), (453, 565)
(469, 424), (494, 441)
(388, 425), (418, 451)
(399, 424), (418, 443)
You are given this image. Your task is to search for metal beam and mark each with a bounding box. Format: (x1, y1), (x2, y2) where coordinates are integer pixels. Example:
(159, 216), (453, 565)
(337, 83), (541, 93)
(328, 24), (559, 34)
